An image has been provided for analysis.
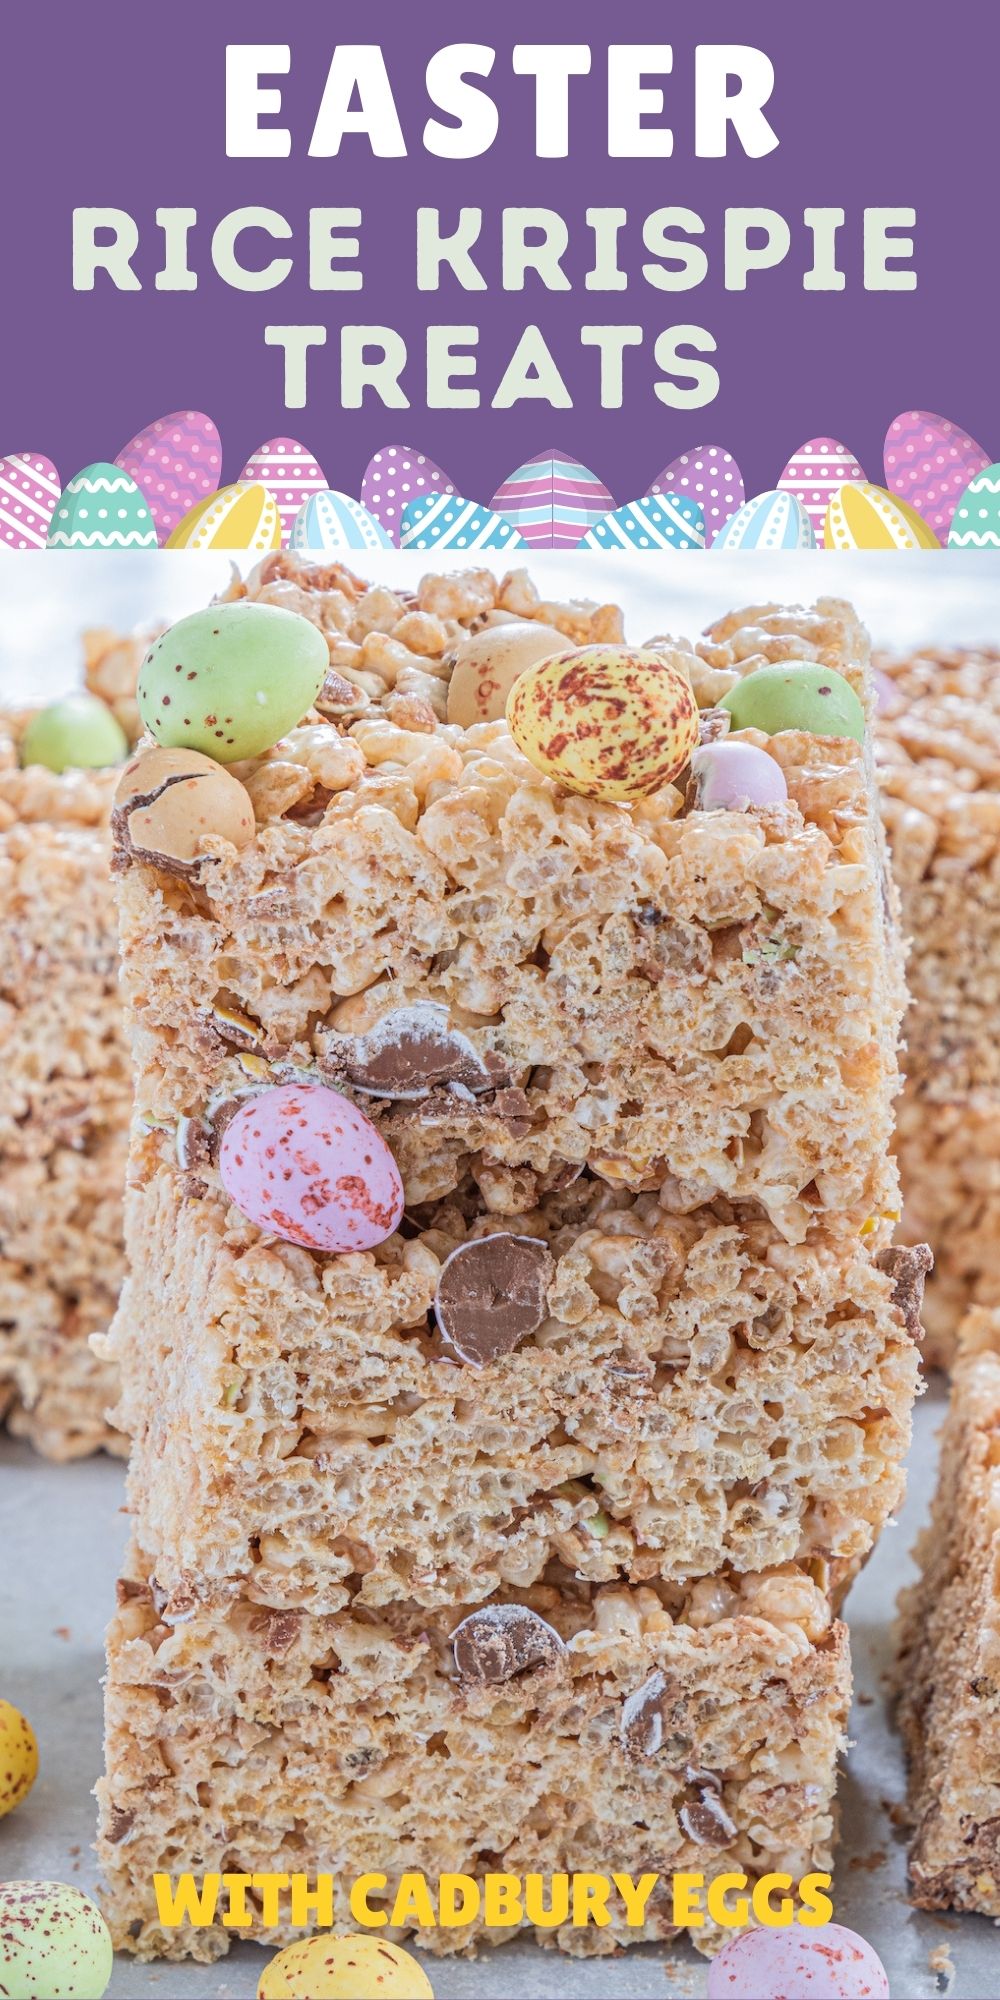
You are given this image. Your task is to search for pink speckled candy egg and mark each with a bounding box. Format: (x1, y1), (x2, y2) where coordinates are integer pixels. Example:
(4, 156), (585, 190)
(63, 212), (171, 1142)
(115, 411), (222, 543)
(240, 438), (327, 546)
(706, 1925), (889, 1999)
(361, 445), (455, 546)
(691, 740), (788, 812)
(219, 1083), (404, 1254)
(647, 446), (744, 544)
(0, 453), (61, 549)
(884, 409), (990, 543)
(778, 439), (866, 548)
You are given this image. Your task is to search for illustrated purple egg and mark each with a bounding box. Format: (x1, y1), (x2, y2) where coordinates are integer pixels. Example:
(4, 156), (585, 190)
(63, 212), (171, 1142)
(706, 1924), (889, 1999)
(218, 1083), (404, 1253)
(690, 739), (788, 811)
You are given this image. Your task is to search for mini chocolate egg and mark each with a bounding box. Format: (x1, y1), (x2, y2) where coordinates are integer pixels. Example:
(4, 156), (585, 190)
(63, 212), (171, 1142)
(113, 746), (255, 874)
(137, 601), (328, 762)
(447, 620), (567, 727)
(0, 1882), (113, 1998)
(706, 1922), (888, 1999)
(219, 1082), (404, 1253)
(720, 663), (865, 743)
(259, 1934), (434, 1999)
(506, 646), (699, 802)
(0, 1700), (38, 1816)
(21, 693), (127, 773)
(690, 739), (788, 811)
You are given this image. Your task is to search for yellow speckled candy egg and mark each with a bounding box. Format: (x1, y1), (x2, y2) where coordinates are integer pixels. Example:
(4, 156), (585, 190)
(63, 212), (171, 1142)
(258, 1933), (434, 1999)
(0, 1700), (38, 1817)
(506, 645), (699, 801)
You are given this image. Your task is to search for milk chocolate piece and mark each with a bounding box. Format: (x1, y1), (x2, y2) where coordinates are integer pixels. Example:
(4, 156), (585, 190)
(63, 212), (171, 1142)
(321, 1002), (507, 1102)
(434, 1234), (553, 1366)
(620, 1671), (666, 1758)
(452, 1604), (566, 1686)
(876, 1243), (933, 1340)
(678, 1788), (737, 1845)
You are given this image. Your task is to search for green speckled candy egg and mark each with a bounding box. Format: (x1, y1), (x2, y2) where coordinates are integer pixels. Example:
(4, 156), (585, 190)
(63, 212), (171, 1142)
(137, 601), (329, 762)
(21, 694), (128, 773)
(720, 661), (865, 743)
(0, 1883), (112, 1999)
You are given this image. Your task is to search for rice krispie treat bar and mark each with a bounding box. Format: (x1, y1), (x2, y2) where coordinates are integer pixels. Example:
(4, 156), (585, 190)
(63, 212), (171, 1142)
(98, 1548), (849, 1963)
(877, 647), (1000, 1365)
(896, 1306), (1000, 1914)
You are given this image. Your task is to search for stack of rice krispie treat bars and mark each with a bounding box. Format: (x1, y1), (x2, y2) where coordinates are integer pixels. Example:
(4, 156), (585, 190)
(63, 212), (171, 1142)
(97, 562), (926, 1964)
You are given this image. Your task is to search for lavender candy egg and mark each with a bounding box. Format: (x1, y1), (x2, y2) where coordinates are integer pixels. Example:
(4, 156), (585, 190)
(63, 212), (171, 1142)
(706, 1924), (889, 1999)
(690, 740), (788, 812)
(218, 1083), (404, 1254)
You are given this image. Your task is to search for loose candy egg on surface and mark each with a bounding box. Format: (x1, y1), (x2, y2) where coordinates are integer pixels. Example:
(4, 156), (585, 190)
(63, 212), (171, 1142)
(706, 1923), (889, 1999)
(115, 411), (222, 543)
(165, 480), (281, 551)
(825, 482), (940, 550)
(259, 1933), (434, 1999)
(690, 739), (789, 811)
(446, 620), (568, 727)
(0, 1700), (38, 1816)
(720, 663), (865, 743)
(507, 646), (700, 802)
(20, 694), (127, 773)
(884, 408), (990, 543)
(0, 1882), (113, 1999)
(137, 602), (328, 762)
(219, 1083), (405, 1253)
(113, 746), (256, 872)
(46, 463), (158, 550)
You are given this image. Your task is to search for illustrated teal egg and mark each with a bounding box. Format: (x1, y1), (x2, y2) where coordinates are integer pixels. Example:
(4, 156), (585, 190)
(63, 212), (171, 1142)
(21, 693), (128, 773)
(720, 662), (865, 742)
(46, 463), (158, 549)
(137, 602), (329, 762)
(0, 1882), (113, 1998)
(948, 462), (1000, 549)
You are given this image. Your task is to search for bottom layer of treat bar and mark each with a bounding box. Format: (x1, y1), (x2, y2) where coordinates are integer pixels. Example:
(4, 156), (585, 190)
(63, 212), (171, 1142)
(98, 1548), (848, 1963)
(895, 1088), (1000, 1369)
(896, 1308), (1000, 1914)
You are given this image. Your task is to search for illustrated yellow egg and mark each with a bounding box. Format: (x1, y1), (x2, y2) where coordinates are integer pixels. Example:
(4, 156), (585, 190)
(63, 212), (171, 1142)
(824, 481), (940, 551)
(258, 1933), (434, 1999)
(165, 480), (281, 552)
(0, 1700), (39, 1817)
(506, 645), (699, 801)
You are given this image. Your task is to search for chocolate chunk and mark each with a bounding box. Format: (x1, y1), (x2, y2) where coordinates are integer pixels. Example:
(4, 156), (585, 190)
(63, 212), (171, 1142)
(697, 706), (731, 745)
(876, 1243), (933, 1339)
(106, 1806), (136, 1844)
(434, 1234), (553, 1366)
(620, 1671), (666, 1758)
(678, 1787), (737, 1846)
(321, 1002), (509, 1102)
(452, 1604), (567, 1686)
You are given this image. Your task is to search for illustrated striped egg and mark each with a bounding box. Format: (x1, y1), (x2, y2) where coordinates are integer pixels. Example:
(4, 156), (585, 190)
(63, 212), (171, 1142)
(491, 452), (614, 548)
(115, 411), (222, 543)
(46, 463), (157, 550)
(240, 439), (326, 545)
(290, 489), (391, 553)
(714, 490), (815, 552)
(648, 446), (744, 544)
(825, 482), (940, 551)
(400, 493), (526, 552)
(948, 463), (1000, 549)
(778, 438), (866, 547)
(885, 410), (990, 543)
(165, 482), (281, 552)
(0, 453), (60, 550)
(581, 493), (704, 551)
(361, 445), (454, 545)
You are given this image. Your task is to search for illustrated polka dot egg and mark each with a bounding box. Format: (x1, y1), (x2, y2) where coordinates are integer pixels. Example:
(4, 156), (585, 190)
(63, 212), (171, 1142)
(289, 489), (391, 553)
(46, 464), (158, 550)
(714, 489), (816, 551)
(580, 493), (705, 551)
(400, 492), (527, 552)
(706, 1922), (888, 1998)
(240, 439), (327, 545)
(884, 409), (990, 542)
(948, 462), (1000, 548)
(826, 481), (940, 550)
(165, 482), (281, 552)
(115, 411), (221, 543)
(491, 452), (614, 548)
(361, 445), (454, 546)
(647, 445), (744, 544)
(0, 453), (60, 550)
(778, 438), (866, 547)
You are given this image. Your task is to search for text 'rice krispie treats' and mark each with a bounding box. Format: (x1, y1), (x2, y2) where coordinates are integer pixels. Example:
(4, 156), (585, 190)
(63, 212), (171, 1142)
(896, 1306), (1000, 1914)
(877, 647), (1000, 1366)
(0, 632), (144, 1459)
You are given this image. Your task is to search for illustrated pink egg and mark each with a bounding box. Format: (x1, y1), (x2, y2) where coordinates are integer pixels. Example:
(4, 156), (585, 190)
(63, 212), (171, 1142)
(778, 438), (866, 548)
(0, 452), (61, 549)
(706, 1925), (889, 1999)
(115, 411), (222, 542)
(647, 446), (744, 545)
(691, 740), (788, 812)
(218, 1083), (404, 1254)
(361, 445), (455, 545)
(884, 409), (990, 543)
(239, 438), (327, 546)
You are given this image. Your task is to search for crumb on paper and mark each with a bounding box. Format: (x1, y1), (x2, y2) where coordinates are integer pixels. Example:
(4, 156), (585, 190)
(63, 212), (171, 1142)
(849, 1847), (887, 1873)
(857, 1689), (874, 1706)
(929, 1940), (956, 1991)
(52, 1625), (71, 1641)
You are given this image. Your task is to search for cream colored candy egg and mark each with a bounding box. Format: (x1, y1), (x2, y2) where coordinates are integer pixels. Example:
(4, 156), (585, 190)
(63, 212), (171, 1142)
(506, 645), (699, 801)
(446, 620), (567, 726)
(0, 1700), (38, 1817)
(113, 746), (255, 871)
(258, 1933), (434, 1998)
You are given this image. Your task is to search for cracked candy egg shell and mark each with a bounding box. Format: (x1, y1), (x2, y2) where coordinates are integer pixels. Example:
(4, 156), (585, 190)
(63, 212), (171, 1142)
(219, 1083), (405, 1254)
(0, 1882), (113, 1999)
(137, 601), (328, 762)
(259, 1933), (434, 1998)
(506, 645), (699, 801)
(113, 746), (255, 868)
